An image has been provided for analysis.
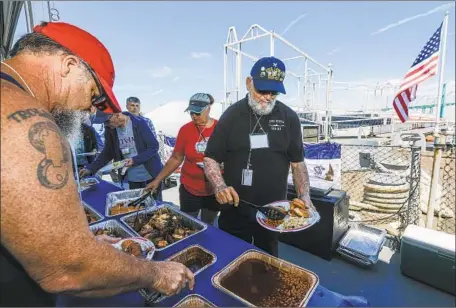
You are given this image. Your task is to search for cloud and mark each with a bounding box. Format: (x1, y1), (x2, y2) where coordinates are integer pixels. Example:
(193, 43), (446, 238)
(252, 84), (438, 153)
(327, 47), (341, 56)
(371, 2), (455, 36)
(173, 76), (181, 82)
(191, 52), (212, 59)
(151, 89), (164, 96)
(281, 13), (308, 36)
(149, 66), (172, 78)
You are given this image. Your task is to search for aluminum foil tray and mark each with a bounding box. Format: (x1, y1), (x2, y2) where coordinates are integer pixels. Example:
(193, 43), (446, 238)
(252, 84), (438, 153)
(173, 294), (216, 308)
(105, 188), (155, 217)
(338, 224), (386, 258)
(337, 236), (387, 267)
(212, 249), (319, 307)
(79, 177), (99, 191)
(120, 204), (207, 252)
(89, 219), (136, 238)
(141, 245), (216, 303)
(83, 201), (103, 225)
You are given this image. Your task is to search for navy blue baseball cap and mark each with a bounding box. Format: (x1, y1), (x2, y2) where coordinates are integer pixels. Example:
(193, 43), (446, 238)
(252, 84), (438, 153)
(185, 93), (212, 113)
(250, 56), (286, 94)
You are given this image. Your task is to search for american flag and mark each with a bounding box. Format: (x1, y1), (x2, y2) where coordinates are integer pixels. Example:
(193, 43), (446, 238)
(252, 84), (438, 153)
(393, 23), (442, 123)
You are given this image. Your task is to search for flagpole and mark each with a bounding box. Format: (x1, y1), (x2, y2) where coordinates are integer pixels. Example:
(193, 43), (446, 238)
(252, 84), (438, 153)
(426, 11), (449, 229)
(434, 11), (449, 135)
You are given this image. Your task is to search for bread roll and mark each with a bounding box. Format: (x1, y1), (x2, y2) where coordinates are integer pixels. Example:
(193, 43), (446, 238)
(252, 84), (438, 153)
(291, 198), (306, 210)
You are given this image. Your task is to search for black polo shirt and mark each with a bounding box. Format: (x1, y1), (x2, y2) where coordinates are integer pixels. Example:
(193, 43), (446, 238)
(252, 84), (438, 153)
(205, 96), (303, 218)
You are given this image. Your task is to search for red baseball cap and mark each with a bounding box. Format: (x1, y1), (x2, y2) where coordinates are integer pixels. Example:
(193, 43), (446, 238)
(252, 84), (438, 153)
(33, 22), (122, 113)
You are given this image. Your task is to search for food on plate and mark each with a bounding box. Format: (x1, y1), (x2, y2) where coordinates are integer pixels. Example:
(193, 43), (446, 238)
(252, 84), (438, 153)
(120, 239), (142, 257)
(220, 259), (311, 307)
(127, 208), (198, 248)
(110, 202), (145, 215)
(84, 207), (99, 223)
(291, 198), (306, 209)
(282, 217), (309, 230)
(290, 198), (310, 218)
(264, 218), (284, 228)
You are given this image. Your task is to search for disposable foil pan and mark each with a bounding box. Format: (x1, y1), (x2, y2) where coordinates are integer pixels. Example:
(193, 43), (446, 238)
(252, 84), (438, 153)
(337, 236), (387, 267)
(83, 201), (103, 225)
(105, 188), (156, 217)
(89, 219), (136, 238)
(337, 248), (374, 267)
(120, 204), (207, 252)
(212, 249), (319, 307)
(173, 294), (216, 308)
(112, 237), (155, 261)
(79, 177), (99, 191)
(338, 224), (386, 258)
(141, 245), (216, 303)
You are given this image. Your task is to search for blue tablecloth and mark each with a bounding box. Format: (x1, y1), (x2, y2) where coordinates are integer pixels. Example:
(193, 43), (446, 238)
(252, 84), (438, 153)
(57, 179), (369, 307)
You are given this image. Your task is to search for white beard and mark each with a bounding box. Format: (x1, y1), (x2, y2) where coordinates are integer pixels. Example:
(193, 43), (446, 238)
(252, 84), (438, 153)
(51, 106), (90, 148)
(247, 92), (276, 116)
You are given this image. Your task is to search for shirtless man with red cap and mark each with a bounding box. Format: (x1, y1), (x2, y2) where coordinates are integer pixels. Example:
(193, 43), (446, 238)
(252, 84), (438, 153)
(0, 22), (193, 306)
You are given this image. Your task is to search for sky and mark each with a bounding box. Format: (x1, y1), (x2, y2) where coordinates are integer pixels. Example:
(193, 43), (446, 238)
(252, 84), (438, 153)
(12, 1), (456, 115)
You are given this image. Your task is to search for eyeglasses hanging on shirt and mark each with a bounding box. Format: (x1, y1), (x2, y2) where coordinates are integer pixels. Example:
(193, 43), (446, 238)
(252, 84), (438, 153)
(242, 109), (270, 187)
(194, 123), (209, 153)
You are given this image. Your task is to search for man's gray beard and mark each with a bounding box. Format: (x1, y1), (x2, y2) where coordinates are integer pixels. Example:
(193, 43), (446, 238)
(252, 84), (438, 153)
(247, 92), (276, 116)
(51, 106), (89, 147)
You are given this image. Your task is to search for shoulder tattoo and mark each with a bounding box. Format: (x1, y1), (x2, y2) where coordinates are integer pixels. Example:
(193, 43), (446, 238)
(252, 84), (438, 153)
(7, 108), (54, 123)
(28, 122), (71, 189)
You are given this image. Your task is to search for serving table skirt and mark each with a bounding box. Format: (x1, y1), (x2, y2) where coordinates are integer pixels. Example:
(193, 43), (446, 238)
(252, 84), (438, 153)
(57, 179), (369, 307)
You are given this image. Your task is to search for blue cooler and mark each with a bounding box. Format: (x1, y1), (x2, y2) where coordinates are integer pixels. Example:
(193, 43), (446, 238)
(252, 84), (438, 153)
(400, 225), (455, 295)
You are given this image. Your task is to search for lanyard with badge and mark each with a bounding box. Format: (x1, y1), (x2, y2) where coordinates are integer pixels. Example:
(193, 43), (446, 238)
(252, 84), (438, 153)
(242, 111), (269, 186)
(194, 124), (208, 154)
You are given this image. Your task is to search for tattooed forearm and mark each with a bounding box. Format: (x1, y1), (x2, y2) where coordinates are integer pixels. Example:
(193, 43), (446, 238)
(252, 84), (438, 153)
(291, 161), (311, 199)
(29, 121), (71, 189)
(203, 157), (227, 193)
(7, 108), (54, 123)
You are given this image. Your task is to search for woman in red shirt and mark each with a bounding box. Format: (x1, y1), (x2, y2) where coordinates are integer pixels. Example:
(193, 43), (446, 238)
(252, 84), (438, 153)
(145, 93), (219, 225)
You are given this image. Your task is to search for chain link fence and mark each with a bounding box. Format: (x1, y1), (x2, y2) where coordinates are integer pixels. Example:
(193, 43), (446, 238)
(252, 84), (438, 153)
(340, 145), (421, 238)
(434, 146), (455, 234)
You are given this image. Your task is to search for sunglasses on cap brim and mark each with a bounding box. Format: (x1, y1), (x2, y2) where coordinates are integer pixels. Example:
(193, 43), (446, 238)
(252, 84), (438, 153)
(189, 105), (209, 115)
(81, 60), (109, 112)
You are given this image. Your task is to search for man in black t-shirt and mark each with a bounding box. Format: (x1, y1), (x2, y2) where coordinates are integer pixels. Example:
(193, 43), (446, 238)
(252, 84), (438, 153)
(204, 56), (316, 257)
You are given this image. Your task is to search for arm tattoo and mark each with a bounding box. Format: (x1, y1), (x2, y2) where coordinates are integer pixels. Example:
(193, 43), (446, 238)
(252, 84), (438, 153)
(203, 157), (227, 193)
(291, 161), (311, 199)
(28, 122), (71, 189)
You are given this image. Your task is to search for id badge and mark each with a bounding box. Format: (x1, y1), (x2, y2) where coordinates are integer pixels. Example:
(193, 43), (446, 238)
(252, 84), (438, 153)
(249, 134), (269, 149)
(195, 141), (207, 153)
(241, 169), (253, 186)
(121, 148), (130, 155)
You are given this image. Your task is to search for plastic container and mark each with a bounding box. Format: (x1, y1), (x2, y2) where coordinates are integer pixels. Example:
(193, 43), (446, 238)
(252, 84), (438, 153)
(400, 225), (455, 295)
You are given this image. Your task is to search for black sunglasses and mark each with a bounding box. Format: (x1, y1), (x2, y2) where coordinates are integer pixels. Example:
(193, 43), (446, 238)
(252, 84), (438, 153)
(82, 61), (108, 111)
(255, 88), (279, 96)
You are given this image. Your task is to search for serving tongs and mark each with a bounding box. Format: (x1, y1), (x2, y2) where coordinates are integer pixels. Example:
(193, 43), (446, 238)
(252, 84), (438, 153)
(130, 191), (152, 231)
(240, 199), (287, 221)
